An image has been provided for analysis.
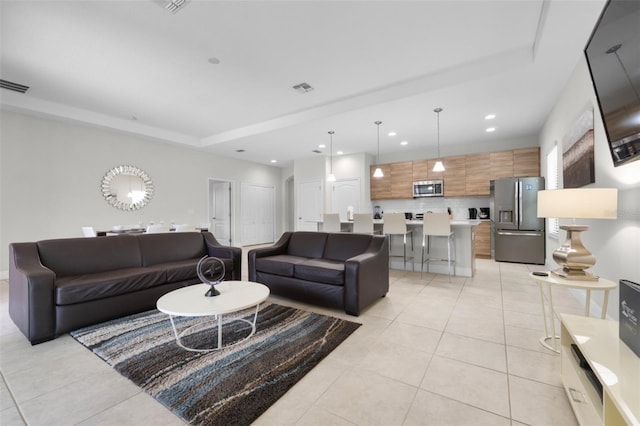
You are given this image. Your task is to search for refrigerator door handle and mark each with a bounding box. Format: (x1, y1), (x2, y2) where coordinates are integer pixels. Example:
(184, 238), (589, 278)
(517, 179), (523, 228)
(497, 231), (543, 237)
(513, 180), (519, 229)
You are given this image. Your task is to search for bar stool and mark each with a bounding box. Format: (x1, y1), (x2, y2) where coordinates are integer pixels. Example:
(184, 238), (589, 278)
(322, 213), (341, 232)
(383, 213), (414, 271)
(421, 212), (455, 281)
(353, 213), (375, 234)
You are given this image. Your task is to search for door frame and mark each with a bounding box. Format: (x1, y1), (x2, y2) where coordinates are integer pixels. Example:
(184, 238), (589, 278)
(207, 178), (235, 246)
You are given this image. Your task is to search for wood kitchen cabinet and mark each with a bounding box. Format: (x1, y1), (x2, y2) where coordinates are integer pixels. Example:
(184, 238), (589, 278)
(490, 151), (513, 180)
(390, 161), (413, 198)
(412, 159), (441, 181)
(370, 164), (391, 200)
(475, 221), (491, 258)
(513, 147), (540, 177)
(443, 155), (466, 197)
(465, 153), (491, 196)
(371, 147), (540, 200)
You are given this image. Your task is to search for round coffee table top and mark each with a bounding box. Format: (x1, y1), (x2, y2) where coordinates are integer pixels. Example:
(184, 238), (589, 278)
(157, 281), (270, 317)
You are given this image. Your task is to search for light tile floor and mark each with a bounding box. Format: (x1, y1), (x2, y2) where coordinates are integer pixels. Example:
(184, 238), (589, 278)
(0, 258), (585, 426)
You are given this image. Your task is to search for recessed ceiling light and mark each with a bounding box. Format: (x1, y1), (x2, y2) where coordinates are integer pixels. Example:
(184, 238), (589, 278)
(270, 160), (277, 163)
(486, 127), (496, 132)
(318, 144), (326, 148)
(337, 151), (343, 155)
(400, 141), (408, 146)
(208, 57), (221, 65)
(485, 114), (496, 120)
(388, 132), (397, 137)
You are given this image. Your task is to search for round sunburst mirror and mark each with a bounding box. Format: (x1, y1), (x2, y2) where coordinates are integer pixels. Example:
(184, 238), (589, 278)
(101, 165), (154, 211)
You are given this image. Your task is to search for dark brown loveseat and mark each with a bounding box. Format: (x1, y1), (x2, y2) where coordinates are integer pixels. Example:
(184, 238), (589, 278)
(248, 231), (389, 316)
(9, 232), (241, 344)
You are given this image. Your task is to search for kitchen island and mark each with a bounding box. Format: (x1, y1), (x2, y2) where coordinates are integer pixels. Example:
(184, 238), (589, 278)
(320, 219), (480, 277)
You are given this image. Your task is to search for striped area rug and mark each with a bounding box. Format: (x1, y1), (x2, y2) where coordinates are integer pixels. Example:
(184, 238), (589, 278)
(71, 303), (360, 426)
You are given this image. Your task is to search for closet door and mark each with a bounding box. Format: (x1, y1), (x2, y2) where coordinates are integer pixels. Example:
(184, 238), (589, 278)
(241, 183), (275, 245)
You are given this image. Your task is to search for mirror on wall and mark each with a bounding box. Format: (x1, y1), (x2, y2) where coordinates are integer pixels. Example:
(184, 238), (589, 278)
(101, 165), (154, 211)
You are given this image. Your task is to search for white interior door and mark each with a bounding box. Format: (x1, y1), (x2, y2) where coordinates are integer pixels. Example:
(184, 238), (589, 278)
(241, 183), (275, 245)
(332, 177), (361, 221)
(209, 180), (232, 245)
(297, 179), (323, 231)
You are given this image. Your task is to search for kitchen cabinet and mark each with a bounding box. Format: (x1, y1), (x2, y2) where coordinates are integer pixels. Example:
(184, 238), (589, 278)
(465, 153), (491, 196)
(390, 161), (413, 198)
(475, 221), (490, 257)
(443, 156), (466, 197)
(370, 164), (391, 200)
(490, 151), (513, 180)
(370, 147), (540, 200)
(513, 147), (540, 177)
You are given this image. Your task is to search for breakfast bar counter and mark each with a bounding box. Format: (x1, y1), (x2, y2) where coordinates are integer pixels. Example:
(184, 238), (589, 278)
(321, 219), (480, 277)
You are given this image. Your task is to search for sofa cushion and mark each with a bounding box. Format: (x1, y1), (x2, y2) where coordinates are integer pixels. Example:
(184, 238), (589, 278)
(164, 258), (234, 282)
(55, 266), (166, 305)
(324, 233), (372, 261)
(165, 259), (200, 282)
(255, 255), (309, 277)
(294, 259), (345, 286)
(287, 232), (327, 259)
(37, 235), (142, 277)
(137, 233), (207, 266)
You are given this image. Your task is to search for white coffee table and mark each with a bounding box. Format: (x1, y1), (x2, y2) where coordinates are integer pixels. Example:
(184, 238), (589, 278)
(156, 281), (270, 352)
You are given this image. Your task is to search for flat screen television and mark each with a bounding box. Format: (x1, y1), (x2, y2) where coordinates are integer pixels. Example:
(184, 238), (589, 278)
(584, 0), (640, 167)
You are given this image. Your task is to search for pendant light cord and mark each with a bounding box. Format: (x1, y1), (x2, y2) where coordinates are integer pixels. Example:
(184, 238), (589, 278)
(328, 131), (334, 174)
(434, 108), (442, 158)
(375, 121), (382, 163)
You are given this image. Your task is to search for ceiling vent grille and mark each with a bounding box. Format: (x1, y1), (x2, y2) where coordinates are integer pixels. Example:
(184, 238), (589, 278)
(293, 82), (314, 93)
(0, 79), (30, 94)
(153, 0), (190, 14)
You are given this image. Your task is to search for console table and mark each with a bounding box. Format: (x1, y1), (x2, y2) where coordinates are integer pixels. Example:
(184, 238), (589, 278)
(560, 314), (639, 425)
(530, 272), (617, 353)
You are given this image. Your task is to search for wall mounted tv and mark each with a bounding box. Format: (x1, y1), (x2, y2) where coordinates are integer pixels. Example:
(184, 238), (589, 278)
(584, 0), (640, 167)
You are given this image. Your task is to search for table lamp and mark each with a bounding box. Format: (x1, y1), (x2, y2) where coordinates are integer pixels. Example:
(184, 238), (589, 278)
(537, 188), (617, 281)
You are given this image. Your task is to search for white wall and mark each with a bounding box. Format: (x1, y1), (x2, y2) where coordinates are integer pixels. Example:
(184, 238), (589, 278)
(0, 111), (283, 274)
(538, 57), (640, 319)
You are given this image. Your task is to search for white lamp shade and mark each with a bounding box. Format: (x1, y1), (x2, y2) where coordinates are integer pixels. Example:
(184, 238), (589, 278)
(432, 161), (445, 172)
(537, 188), (617, 219)
(327, 173), (336, 182)
(373, 167), (384, 178)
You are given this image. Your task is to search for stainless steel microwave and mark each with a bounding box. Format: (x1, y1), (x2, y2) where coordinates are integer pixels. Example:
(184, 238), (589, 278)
(413, 180), (444, 197)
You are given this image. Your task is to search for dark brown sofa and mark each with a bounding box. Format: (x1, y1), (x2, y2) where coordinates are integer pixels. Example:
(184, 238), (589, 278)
(248, 231), (389, 316)
(9, 232), (241, 344)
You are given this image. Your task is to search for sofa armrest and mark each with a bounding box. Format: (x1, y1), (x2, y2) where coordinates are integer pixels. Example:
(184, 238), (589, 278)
(8, 242), (57, 344)
(343, 235), (389, 316)
(202, 233), (242, 280)
(247, 232), (293, 281)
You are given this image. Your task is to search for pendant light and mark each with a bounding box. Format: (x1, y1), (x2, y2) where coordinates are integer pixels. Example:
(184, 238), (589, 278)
(373, 121), (384, 178)
(327, 131), (336, 182)
(433, 108), (445, 172)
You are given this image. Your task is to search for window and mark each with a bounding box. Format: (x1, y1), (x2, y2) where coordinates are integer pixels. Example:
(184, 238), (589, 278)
(546, 143), (559, 238)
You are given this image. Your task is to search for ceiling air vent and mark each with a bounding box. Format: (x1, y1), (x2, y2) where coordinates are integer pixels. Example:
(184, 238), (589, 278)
(293, 82), (314, 94)
(152, 0), (190, 14)
(312, 149), (322, 154)
(0, 79), (29, 94)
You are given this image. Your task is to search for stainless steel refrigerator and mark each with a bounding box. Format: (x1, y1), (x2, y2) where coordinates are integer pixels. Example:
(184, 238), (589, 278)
(490, 177), (545, 264)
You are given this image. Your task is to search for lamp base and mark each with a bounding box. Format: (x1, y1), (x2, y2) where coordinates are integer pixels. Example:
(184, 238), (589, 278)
(550, 268), (599, 281)
(551, 225), (599, 281)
